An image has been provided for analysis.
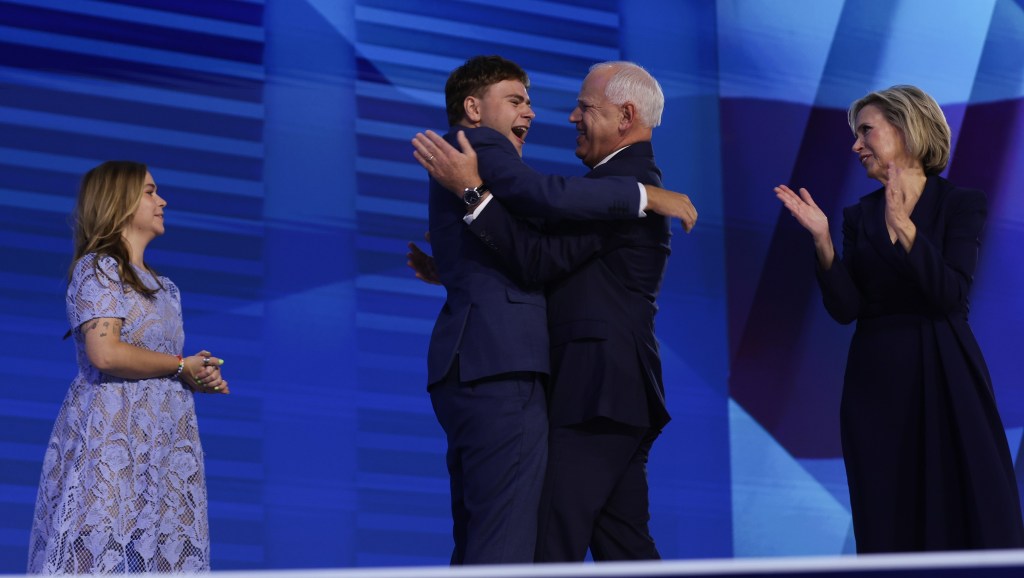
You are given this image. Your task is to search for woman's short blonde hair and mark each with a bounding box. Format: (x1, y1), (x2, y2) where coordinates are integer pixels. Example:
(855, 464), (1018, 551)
(847, 85), (951, 175)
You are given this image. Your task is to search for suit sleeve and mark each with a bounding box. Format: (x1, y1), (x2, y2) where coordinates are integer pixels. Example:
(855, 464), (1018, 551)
(467, 128), (641, 220)
(469, 198), (613, 289)
(902, 188), (986, 313)
(816, 206), (863, 325)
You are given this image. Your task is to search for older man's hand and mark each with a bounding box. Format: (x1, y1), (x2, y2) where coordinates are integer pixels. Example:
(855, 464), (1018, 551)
(646, 186), (697, 232)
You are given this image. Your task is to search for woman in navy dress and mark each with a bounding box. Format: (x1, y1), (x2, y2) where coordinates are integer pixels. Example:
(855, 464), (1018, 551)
(775, 85), (1024, 552)
(28, 161), (230, 573)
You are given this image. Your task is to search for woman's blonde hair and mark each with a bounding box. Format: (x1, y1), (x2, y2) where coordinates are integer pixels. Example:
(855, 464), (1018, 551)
(69, 160), (162, 297)
(847, 85), (951, 175)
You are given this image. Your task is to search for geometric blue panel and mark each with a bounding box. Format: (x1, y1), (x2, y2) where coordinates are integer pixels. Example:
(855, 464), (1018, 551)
(730, 400), (853, 556)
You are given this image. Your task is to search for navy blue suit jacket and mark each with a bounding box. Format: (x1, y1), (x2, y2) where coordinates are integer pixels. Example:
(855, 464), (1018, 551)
(426, 127), (643, 386)
(468, 142), (672, 429)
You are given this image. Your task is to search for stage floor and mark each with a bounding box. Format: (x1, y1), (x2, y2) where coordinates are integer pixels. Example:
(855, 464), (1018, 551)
(124, 549), (1024, 578)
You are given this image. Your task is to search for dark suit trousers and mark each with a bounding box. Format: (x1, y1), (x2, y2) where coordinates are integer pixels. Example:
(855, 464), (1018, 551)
(535, 417), (660, 562)
(429, 363), (548, 565)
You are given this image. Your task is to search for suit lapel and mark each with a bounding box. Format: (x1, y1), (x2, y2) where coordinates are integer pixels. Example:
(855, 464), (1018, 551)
(858, 189), (894, 268)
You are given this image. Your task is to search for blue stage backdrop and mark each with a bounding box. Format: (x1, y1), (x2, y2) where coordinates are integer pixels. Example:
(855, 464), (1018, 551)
(0, 0), (1021, 572)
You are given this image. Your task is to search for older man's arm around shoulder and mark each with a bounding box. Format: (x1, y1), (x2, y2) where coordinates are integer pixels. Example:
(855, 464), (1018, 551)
(414, 128), (697, 230)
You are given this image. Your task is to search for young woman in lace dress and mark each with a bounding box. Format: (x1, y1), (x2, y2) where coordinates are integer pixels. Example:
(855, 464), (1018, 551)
(28, 161), (230, 573)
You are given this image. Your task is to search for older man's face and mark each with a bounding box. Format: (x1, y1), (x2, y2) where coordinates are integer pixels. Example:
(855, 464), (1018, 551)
(568, 68), (622, 168)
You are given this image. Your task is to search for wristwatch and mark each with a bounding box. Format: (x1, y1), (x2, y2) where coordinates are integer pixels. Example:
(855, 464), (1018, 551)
(462, 184), (488, 206)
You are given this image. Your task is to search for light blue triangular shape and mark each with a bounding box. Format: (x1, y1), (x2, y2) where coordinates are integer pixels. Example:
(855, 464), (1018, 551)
(1007, 427), (1023, 464)
(730, 399), (852, 556)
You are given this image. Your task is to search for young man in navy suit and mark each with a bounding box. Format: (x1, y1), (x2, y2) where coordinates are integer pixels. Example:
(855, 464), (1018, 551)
(416, 61), (682, 562)
(416, 56), (696, 565)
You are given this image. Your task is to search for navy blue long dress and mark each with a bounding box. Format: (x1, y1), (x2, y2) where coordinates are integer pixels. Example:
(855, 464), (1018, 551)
(817, 175), (1024, 553)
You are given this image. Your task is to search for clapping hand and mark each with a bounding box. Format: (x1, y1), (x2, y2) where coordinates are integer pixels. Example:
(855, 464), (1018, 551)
(882, 162), (923, 249)
(774, 184), (836, 268)
(774, 184), (829, 241)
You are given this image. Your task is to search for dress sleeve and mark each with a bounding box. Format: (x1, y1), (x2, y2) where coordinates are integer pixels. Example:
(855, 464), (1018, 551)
(66, 254), (127, 330)
(902, 187), (985, 313)
(816, 206), (863, 325)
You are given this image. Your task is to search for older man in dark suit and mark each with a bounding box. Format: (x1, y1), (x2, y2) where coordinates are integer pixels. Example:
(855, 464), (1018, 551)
(416, 61), (679, 562)
(419, 56), (695, 565)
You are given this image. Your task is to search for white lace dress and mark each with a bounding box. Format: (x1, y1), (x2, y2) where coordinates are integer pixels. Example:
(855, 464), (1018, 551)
(28, 253), (209, 573)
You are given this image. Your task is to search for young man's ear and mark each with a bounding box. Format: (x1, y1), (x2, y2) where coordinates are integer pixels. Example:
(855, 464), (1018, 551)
(464, 96), (482, 123)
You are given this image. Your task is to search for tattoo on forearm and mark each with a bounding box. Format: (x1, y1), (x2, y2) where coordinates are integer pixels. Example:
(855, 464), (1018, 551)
(99, 320), (110, 338)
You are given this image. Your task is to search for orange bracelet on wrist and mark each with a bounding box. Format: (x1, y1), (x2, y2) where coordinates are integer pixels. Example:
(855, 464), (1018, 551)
(171, 354), (184, 379)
